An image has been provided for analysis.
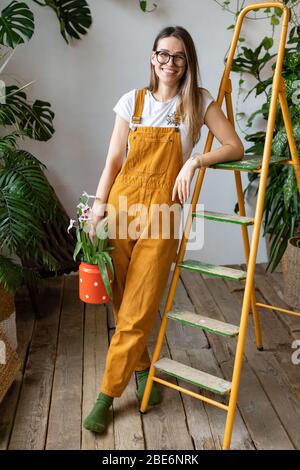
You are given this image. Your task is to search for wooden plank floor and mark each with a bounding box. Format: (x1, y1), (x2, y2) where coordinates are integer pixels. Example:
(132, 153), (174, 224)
(1, 264), (299, 450)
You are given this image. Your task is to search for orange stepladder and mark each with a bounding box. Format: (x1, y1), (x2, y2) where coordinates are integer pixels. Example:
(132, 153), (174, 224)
(140, 2), (300, 450)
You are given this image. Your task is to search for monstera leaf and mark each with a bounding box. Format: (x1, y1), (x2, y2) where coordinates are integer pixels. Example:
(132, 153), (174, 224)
(33, 0), (92, 44)
(1, 86), (55, 141)
(0, 1), (34, 48)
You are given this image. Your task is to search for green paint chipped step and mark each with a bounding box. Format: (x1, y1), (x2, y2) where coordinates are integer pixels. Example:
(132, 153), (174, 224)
(167, 310), (239, 337)
(178, 260), (247, 280)
(211, 154), (288, 171)
(193, 210), (254, 226)
(154, 357), (231, 396)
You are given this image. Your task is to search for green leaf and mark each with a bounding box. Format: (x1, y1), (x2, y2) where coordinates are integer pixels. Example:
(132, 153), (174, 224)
(0, 1), (34, 48)
(271, 15), (280, 26)
(97, 253), (112, 298)
(22, 99), (55, 140)
(0, 132), (19, 151)
(2, 86), (55, 141)
(140, 1), (147, 11)
(0, 253), (24, 292)
(272, 128), (288, 155)
(44, 0), (92, 44)
(283, 168), (295, 210)
(101, 251), (114, 280)
(0, 151), (56, 219)
(262, 36), (273, 51)
(73, 240), (82, 260)
(81, 230), (90, 262)
(0, 189), (45, 252)
(139, 1), (157, 13)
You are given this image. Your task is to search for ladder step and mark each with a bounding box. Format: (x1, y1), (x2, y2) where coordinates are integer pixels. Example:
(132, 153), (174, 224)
(167, 310), (239, 337)
(193, 210), (254, 226)
(212, 154), (287, 171)
(154, 358), (231, 396)
(178, 260), (247, 280)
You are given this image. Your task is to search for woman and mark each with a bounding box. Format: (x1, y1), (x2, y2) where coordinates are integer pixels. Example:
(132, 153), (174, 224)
(83, 25), (244, 434)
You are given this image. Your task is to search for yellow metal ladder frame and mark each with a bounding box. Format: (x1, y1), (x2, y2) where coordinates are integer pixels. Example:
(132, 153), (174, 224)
(139, 1), (300, 450)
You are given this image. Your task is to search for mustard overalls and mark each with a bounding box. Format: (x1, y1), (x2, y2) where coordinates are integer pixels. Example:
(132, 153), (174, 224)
(101, 88), (183, 397)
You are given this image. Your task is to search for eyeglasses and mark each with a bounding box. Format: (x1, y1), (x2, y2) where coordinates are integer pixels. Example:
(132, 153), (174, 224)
(155, 50), (186, 67)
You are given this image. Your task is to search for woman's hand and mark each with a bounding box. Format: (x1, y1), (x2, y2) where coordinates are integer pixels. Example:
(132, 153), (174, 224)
(172, 157), (198, 204)
(88, 214), (105, 244)
(88, 202), (106, 243)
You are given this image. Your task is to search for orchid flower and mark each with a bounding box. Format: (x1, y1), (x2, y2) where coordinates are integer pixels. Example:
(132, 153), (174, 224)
(67, 219), (76, 233)
(79, 213), (92, 222)
(82, 191), (98, 199)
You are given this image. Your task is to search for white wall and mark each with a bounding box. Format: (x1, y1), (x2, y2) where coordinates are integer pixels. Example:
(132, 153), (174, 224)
(4, 0), (283, 264)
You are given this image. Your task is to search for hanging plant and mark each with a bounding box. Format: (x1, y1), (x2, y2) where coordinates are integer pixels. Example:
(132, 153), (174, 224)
(32, 0), (92, 44)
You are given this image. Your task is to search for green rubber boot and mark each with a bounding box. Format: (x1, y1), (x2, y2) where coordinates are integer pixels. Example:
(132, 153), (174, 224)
(135, 368), (162, 406)
(83, 392), (113, 433)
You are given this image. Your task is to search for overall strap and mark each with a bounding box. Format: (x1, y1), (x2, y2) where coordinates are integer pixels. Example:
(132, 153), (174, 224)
(132, 88), (147, 124)
(132, 87), (184, 126)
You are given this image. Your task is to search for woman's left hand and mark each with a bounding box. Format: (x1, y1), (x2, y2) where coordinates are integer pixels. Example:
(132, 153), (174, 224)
(172, 157), (198, 204)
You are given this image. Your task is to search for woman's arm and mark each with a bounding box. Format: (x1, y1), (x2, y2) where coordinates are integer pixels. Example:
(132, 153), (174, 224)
(190, 102), (244, 168)
(172, 102), (244, 204)
(91, 114), (129, 217)
(88, 114), (129, 241)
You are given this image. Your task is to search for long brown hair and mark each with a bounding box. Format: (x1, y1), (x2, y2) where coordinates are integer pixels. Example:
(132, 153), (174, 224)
(148, 26), (203, 147)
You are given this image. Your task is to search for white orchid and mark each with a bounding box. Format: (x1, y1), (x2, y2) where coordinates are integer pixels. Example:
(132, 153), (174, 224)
(67, 218), (77, 233)
(82, 191), (98, 199)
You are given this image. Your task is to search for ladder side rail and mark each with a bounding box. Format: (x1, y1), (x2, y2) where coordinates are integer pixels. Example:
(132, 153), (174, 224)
(224, 78), (263, 347)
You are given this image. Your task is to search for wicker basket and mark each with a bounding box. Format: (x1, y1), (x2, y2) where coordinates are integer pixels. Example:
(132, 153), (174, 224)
(0, 327), (21, 403)
(0, 284), (17, 350)
(282, 237), (300, 310)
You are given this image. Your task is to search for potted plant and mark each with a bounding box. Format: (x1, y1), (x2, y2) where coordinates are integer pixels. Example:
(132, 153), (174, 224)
(0, 3), (83, 319)
(68, 192), (114, 304)
(219, 2), (300, 272)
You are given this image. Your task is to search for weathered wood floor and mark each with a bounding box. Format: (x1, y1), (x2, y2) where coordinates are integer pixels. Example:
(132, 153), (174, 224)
(1, 264), (300, 450)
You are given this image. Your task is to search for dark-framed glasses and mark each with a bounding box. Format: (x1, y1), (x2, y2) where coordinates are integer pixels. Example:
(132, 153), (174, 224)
(155, 50), (186, 67)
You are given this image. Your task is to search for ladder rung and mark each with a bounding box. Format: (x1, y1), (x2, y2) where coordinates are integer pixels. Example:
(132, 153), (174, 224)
(167, 310), (239, 337)
(211, 154), (287, 171)
(154, 358), (231, 396)
(193, 210), (254, 226)
(178, 260), (247, 280)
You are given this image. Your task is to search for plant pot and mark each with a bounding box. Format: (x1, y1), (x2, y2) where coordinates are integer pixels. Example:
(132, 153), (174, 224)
(0, 283), (18, 350)
(0, 327), (21, 403)
(79, 261), (113, 304)
(282, 237), (300, 310)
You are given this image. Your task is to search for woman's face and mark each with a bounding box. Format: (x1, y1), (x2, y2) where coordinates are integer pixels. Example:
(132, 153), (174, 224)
(151, 36), (187, 87)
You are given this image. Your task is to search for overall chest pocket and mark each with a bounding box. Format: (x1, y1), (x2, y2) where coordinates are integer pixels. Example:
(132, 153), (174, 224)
(126, 134), (175, 175)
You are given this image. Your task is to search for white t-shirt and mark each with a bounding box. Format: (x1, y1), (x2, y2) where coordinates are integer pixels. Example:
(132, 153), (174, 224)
(113, 87), (215, 163)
